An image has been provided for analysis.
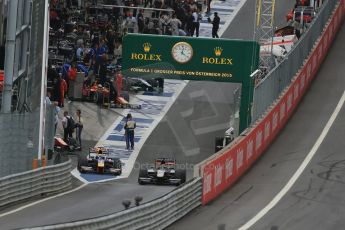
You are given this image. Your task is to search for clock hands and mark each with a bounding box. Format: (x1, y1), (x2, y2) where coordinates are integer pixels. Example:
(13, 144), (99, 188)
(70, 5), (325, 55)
(172, 42), (192, 63)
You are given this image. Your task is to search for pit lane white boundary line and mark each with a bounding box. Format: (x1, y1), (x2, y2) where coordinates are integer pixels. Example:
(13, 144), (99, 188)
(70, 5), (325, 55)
(238, 90), (345, 230)
(0, 184), (87, 218)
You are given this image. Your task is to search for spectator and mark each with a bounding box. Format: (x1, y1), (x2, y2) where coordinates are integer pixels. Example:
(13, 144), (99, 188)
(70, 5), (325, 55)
(137, 9), (145, 33)
(209, 12), (220, 38)
(54, 102), (60, 135)
(114, 41), (123, 64)
(59, 73), (67, 107)
(191, 9), (202, 37)
(124, 113), (136, 150)
(116, 70), (123, 97)
(154, 0), (163, 17)
(99, 55), (108, 86)
(62, 111), (74, 141)
(75, 109), (83, 149)
(159, 14), (171, 35)
(68, 63), (77, 81)
(123, 13), (137, 33)
(186, 10), (194, 36)
(76, 43), (84, 61)
(106, 29), (115, 55)
(144, 0), (153, 8)
(206, 0), (212, 14)
(170, 14), (182, 36)
(46, 91), (52, 105)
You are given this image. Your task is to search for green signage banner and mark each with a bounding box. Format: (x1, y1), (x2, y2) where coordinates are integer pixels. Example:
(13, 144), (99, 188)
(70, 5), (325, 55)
(122, 34), (259, 83)
(122, 34), (260, 132)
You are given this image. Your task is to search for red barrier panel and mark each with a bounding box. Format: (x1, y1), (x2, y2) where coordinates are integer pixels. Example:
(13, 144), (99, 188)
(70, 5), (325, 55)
(202, 0), (345, 205)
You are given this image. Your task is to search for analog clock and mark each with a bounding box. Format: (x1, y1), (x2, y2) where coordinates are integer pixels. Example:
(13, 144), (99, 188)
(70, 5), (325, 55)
(171, 42), (193, 64)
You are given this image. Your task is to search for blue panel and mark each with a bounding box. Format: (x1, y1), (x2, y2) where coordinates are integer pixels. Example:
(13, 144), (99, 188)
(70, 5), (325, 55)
(80, 173), (117, 182)
(106, 135), (140, 142)
(142, 92), (174, 97)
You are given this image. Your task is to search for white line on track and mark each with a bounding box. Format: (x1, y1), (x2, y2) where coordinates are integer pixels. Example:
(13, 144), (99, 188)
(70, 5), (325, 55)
(0, 184), (87, 218)
(238, 90), (345, 230)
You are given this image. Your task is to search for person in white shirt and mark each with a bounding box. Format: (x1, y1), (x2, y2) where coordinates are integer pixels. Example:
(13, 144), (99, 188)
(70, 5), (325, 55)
(113, 42), (122, 64)
(75, 109), (83, 149)
(62, 111), (73, 141)
(170, 14), (182, 36)
(191, 9), (202, 37)
(76, 44), (84, 61)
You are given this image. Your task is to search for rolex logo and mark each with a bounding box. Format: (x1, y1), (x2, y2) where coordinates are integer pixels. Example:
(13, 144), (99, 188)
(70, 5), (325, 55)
(214, 47), (223, 56)
(143, 43), (152, 52)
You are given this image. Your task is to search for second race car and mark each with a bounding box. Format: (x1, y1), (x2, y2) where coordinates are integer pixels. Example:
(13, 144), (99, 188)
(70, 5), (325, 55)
(138, 158), (186, 185)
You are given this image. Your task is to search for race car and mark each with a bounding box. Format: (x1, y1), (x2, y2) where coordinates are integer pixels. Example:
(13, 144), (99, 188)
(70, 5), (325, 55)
(138, 158), (186, 185)
(286, 6), (315, 24)
(78, 147), (122, 175)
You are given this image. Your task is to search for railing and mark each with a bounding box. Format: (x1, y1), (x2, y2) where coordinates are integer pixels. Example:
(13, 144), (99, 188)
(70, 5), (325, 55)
(0, 159), (72, 208)
(24, 178), (202, 230)
(252, 0), (338, 122)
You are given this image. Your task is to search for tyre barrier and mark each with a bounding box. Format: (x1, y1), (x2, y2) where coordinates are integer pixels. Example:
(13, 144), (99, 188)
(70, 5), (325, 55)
(23, 178), (202, 230)
(0, 159), (72, 208)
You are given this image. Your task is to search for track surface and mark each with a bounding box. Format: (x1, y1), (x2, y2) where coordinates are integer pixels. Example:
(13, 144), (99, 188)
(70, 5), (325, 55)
(0, 0), (294, 229)
(168, 12), (345, 230)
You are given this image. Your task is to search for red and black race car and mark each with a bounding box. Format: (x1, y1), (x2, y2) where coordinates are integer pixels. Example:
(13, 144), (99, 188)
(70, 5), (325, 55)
(138, 158), (186, 185)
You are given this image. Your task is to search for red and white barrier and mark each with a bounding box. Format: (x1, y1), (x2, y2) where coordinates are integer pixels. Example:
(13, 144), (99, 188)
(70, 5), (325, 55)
(202, 0), (345, 205)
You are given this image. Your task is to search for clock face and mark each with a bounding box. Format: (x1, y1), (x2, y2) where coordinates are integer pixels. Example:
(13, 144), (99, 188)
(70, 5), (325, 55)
(171, 42), (193, 64)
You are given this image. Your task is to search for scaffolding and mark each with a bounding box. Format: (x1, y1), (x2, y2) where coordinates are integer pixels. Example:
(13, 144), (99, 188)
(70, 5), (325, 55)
(255, 0), (276, 71)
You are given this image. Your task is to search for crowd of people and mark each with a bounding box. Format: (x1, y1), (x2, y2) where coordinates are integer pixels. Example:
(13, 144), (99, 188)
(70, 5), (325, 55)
(47, 0), (220, 148)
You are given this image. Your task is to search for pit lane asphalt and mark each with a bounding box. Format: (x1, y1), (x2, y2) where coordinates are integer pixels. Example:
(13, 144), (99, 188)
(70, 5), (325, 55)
(167, 10), (345, 230)
(0, 0), (293, 228)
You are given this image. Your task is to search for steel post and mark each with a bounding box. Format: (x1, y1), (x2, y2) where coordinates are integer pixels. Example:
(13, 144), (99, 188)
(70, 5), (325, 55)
(2, 0), (18, 113)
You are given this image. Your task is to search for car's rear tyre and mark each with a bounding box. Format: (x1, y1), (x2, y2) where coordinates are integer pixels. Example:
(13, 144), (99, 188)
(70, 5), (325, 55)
(138, 167), (147, 185)
(78, 158), (88, 174)
(176, 169), (186, 185)
(113, 159), (122, 176)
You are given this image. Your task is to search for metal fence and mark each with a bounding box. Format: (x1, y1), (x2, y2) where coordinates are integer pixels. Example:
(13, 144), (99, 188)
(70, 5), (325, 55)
(0, 106), (56, 177)
(0, 159), (71, 208)
(24, 178), (202, 230)
(252, 0), (338, 122)
(0, 0), (51, 176)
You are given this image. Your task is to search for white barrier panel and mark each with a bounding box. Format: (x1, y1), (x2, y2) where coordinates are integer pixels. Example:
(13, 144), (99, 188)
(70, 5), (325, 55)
(0, 160), (72, 207)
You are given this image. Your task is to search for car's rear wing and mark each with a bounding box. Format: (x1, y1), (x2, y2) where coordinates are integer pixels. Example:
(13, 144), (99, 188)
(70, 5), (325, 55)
(155, 158), (176, 165)
(89, 147), (109, 155)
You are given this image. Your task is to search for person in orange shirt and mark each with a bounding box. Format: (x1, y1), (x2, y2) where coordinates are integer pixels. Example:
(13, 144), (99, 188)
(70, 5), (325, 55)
(59, 73), (67, 107)
(116, 70), (123, 98)
(68, 63), (77, 81)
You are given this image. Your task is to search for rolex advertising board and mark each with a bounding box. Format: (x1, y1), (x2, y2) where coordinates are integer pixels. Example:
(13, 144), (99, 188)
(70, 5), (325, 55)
(122, 34), (260, 132)
(122, 34), (259, 83)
